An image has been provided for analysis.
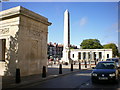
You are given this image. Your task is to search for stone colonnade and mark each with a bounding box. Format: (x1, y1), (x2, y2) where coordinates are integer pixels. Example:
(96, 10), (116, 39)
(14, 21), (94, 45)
(70, 49), (112, 62)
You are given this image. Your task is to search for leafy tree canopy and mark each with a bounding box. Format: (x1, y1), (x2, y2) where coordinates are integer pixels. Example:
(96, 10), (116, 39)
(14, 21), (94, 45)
(80, 39), (103, 49)
(103, 43), (119, 57)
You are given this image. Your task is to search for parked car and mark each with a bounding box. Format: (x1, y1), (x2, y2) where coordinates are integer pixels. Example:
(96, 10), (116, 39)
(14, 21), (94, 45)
(106, 58), (120, 74)
(91, 61), (120, 83)
(106, 58), (120, 67)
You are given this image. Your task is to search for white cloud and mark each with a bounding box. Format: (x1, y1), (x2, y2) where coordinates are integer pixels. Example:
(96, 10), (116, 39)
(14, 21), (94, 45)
(79, 17), (87, 26)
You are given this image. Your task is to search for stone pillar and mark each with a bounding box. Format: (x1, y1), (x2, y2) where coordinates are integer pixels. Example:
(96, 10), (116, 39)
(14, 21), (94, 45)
(91, 52), (94, 61)
(96, 52), (99, 61)
(102, 50), (105, 61)
(86, 52), (89, 62)
(81, 52), (83, 61)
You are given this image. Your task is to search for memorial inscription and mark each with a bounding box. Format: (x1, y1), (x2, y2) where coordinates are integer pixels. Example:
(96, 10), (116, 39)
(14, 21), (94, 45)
(0, 28), (9, 34)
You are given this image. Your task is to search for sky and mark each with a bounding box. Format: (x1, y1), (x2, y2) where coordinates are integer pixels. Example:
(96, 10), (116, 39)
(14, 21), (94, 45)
(1, 2), (119, 48)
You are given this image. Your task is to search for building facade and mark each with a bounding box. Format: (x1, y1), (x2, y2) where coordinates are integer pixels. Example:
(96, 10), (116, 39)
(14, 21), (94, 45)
(47, 42), (63, 60)
(47, 42), (77, 61)
(70, 49), (112, 62)
(0, 6), (51, 76)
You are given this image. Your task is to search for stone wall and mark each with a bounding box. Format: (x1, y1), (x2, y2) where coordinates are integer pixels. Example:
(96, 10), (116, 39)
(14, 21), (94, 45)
(18, 15), (48, 76)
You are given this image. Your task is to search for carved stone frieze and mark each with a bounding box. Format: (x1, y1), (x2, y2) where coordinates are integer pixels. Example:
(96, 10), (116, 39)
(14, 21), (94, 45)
(29, 30), (42, 38)
(0, 28), (9, 34)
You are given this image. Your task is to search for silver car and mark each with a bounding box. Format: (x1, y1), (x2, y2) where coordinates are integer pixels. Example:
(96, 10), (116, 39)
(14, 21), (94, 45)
(106, 58), (120, 75)
(106, 58), (120, 67)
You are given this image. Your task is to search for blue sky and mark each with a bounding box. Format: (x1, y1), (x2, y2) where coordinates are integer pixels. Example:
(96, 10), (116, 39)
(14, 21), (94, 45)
(2, 2), (118, 48)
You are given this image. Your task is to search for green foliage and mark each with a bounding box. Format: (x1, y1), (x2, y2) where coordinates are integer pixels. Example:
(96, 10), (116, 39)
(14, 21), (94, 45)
(70, 47), (75, 49)
(103, 43), (119, 57)
(118, 53), (120, 57)
(80, 39), (103, 49)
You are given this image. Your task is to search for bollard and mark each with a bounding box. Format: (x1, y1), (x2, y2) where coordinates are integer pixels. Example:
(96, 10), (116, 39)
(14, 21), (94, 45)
(79, 62), (81, 70)
(16, 68), (21, 83)
(85, 61), (87, 68)
(42, 66), (46, 78)
(59, 64), (62, 74)
(71, 64), (73, 71)
(95, 60), (96, 65)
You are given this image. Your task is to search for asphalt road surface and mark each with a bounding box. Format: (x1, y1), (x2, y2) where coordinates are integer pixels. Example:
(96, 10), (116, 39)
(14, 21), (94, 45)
(20, 69), (120, 89)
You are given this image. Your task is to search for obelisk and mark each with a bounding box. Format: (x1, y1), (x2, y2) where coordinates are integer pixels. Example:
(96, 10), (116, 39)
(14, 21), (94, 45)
(62, 9), (70, 64)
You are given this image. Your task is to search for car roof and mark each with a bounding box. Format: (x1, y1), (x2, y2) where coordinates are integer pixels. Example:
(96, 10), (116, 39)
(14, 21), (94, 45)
(98, 61), (115, 63)
(107, 58), (119, 59)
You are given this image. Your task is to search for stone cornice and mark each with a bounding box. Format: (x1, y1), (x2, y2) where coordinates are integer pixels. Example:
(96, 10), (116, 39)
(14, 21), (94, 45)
(71, 49), (112, 52)
(0, 6), (52, 26)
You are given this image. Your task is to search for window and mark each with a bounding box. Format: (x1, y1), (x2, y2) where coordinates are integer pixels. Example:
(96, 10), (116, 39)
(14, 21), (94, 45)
(73, 54), (74, 58)
(94, 52), (96, 60)
(0, 39), (6, 61)
(107, 54), (109, 58)
(99, 52), (102, 59)
(78, 52), (81, 59)
(83, 52), (86, 60)
(88, 52), (90, 59)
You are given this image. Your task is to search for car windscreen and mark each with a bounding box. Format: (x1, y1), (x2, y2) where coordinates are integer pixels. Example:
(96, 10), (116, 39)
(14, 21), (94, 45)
(95, 62), (115, 69)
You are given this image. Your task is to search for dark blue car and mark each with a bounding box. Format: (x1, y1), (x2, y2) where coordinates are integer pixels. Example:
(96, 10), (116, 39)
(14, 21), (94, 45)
(91, 61), (120, 83)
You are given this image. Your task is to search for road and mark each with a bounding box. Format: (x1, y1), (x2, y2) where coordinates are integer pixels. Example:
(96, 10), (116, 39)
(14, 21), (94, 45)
(20, 69), (120, 89)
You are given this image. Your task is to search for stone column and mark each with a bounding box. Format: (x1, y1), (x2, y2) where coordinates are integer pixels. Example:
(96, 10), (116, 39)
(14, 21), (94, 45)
(81, 52), (83, 62)
(102, 50), (105, 61)
(91, 52), (94, 61)
(96, 52), (99, 61)
(86, 52), (89, 62)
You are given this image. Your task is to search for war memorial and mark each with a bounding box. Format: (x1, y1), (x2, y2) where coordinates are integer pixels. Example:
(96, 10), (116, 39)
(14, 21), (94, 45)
(0, 6), (51, 76)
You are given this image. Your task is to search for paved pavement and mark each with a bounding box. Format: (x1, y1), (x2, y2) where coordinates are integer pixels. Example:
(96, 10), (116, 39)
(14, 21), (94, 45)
(1, 63), (93, 89)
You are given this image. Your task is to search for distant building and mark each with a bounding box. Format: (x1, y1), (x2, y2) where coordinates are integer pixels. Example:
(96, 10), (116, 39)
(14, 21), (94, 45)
(47, 42), (77, 61)
(70, 49), (112, 62)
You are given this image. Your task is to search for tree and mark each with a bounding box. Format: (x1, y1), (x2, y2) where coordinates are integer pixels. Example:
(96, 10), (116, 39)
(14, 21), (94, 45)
(103, 43), (119, 57)
(80, 39), (103, 49)
(118, 53), (120, 57)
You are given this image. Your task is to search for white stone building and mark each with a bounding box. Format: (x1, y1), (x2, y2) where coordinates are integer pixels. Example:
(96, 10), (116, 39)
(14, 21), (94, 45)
(70, 49), (112, 62)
